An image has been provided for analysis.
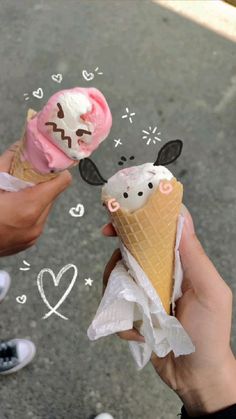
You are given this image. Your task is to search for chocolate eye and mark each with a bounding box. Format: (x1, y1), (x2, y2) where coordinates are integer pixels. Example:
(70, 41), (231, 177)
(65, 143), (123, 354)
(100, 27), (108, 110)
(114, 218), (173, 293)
(57, 103), (64, 119)
(148, 182), (153, 189)
(138, 191), (143, 196)
(76, 128), (92, 137)
(123, 192), (128, 198)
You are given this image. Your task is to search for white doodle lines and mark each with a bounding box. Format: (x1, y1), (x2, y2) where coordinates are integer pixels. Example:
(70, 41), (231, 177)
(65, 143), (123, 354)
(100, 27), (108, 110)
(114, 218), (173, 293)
(32, 88), (44, 99)
(94, 66), (103, 75)
(20, 260), (31, 271)
(122, 107), (136, 124)
(23, 69), (164, 150)
(142, 126), (162, 145)
(17, 258), (94, 316)
(37, 264), (78, 320)
(82, 67), (103, 81)
(84, 278), (93, 287)
(114, 138), (122, 148)
(121, 106), (163, 145)
(23, 93), (30, 101)
(23, 73), (63, 101)
(120, 110), (163, 146)
(18, 260), (30, 304)
(51, 73), (63, 83)
(69, 203), (85, 218)
(16, 295), (27, 304)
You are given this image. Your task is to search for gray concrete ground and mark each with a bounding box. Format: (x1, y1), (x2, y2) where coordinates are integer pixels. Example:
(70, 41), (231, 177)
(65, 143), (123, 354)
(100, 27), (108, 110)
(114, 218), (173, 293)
(0, 1), (235, 418)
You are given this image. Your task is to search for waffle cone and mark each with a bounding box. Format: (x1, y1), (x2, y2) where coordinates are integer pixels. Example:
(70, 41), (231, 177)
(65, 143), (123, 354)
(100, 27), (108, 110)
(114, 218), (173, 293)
(105, 178), (183, 314)
(10, 109), (58, 184)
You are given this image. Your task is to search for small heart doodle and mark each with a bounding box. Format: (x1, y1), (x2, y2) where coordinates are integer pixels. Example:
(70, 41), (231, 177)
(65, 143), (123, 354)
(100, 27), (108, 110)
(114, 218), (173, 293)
(82, 70), (94, 81)
(37, 264), (78, 320)
(16, 295), (27, 304)
(32, 88), (44, 99)
(51, 73), (63, 83)
(69, 203), (85, 218)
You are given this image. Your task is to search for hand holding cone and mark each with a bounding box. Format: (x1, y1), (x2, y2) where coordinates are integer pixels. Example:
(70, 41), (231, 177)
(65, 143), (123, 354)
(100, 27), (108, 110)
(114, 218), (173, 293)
(10, 109), (58, 184)
(104, 178), (183, 314)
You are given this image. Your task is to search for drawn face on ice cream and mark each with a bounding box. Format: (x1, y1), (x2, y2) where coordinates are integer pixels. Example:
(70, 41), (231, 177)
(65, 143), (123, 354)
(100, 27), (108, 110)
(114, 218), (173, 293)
(78, 140), (183, 212)
(37, 87), (112, 160)
(103, 163), (174, 211)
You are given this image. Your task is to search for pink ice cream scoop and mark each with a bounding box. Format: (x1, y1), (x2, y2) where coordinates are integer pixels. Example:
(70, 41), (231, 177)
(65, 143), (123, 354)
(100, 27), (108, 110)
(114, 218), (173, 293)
(23, 87), (112, 173)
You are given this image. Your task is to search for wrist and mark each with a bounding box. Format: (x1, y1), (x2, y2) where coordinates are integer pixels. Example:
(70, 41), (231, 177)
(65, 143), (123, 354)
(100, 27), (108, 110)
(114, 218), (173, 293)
(178, 352), (236, 417)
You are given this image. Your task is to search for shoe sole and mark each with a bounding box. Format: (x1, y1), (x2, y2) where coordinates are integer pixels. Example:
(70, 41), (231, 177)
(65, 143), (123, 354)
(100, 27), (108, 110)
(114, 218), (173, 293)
(0, 339), (36, 375)
(0, 271), (11, 303)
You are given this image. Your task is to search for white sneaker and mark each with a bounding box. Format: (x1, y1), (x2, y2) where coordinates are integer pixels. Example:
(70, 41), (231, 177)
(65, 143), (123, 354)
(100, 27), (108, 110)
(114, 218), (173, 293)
(0, 339), (36, 375)
(0, 271), (11, 302)
(94, 414), (114, 419)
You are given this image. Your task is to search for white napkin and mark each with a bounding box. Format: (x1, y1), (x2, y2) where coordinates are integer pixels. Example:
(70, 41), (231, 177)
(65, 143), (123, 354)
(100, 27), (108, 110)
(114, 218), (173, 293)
(87, 215), (195, 369)
(0, 172), (34, 191)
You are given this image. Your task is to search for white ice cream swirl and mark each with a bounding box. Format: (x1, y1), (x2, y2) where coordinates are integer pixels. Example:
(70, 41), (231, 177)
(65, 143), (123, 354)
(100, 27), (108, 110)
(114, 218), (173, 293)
(102, 163), (173, 212)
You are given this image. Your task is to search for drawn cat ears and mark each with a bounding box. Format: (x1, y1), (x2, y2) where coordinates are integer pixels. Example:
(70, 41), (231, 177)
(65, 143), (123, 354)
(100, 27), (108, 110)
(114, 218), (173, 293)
(79, 158), (107, 186)
(153, 139), (183, 166)
(78, 139), (183, 186)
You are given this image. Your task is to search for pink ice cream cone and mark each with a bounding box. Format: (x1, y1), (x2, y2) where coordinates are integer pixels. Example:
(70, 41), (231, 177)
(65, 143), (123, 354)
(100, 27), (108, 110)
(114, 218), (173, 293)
(10, 87), (112, 183)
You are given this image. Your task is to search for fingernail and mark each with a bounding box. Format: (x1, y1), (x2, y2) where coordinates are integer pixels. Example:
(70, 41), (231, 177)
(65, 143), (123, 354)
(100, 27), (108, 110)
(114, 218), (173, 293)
(185, 214), (195, 235)
(101, 224), (113, 236)
(181, 204), (195, 235)
(101, 223), (108, 232)
(151, 352), (157, 361)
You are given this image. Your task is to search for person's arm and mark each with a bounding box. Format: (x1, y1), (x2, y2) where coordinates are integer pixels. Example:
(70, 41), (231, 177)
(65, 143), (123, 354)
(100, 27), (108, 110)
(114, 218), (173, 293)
(0, 144), (72, 256)
(102, 207), (236, 417)
(178, 353), (236, 417)
(181, 403), (236, 419)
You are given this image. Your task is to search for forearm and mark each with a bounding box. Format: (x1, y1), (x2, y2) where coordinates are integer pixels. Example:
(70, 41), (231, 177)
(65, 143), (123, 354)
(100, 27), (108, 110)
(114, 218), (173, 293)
(179, 352), (236, 417)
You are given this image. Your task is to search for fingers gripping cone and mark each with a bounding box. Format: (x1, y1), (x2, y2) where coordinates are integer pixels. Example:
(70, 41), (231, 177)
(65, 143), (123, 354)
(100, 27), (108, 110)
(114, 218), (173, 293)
(10, 109), (58, 184)
(105, 178), (183, 314)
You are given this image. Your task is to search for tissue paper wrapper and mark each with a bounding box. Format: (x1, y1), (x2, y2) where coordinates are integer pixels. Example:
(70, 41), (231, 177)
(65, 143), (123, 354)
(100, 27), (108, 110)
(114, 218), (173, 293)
(0, 172), (34, 192)
(87, 215), (195, 369)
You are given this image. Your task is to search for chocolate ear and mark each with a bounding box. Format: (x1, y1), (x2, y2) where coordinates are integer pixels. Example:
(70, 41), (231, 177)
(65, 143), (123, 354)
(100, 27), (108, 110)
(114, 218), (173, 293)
(154, 140), (183, 166)
(79, 158), (107, 186)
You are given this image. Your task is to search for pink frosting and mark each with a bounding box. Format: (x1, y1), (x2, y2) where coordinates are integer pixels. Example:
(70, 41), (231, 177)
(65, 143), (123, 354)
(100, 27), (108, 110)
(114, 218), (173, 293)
(23, 87), (112, 173)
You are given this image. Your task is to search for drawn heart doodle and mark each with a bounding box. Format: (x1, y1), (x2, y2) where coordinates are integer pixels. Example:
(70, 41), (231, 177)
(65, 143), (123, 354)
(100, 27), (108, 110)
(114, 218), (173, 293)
(32, 88), (44, 99)
(82, 70), (94, 81)
(37, 264), (78, 320)
(51, 73), (63, 83)
(16, 294), (27, 304)
(69, 203), (85, 217)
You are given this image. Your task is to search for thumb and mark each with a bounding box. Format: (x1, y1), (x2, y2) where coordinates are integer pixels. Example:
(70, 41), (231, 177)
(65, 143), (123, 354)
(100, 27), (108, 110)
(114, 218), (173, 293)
(179, 207), (228, 301)
(25, 170), (72, 211)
